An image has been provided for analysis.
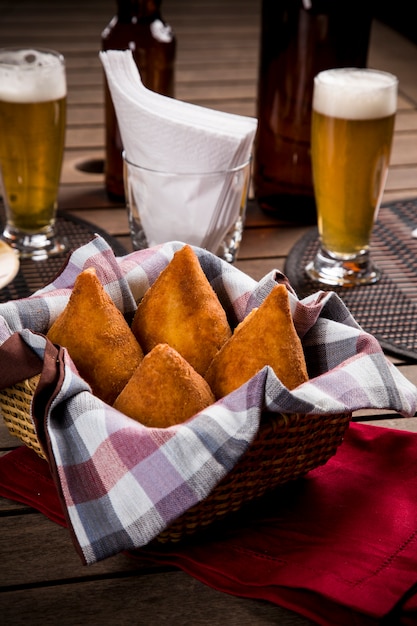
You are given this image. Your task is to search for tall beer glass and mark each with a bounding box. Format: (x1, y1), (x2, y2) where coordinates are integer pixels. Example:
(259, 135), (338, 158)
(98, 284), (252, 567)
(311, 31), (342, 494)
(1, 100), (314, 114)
(0, 48), (67, 260)
(305, 68), (398, 287)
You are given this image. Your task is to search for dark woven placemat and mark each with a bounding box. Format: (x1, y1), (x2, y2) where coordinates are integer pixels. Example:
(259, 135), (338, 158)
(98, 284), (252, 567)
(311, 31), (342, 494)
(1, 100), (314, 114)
(0, 211), (127, 303)
(284, 198), (417, 361)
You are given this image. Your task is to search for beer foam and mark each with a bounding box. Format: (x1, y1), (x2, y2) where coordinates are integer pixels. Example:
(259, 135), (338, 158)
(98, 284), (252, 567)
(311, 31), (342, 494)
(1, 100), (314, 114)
(0, 49), (66, 103)
(313, 68), (397, 120)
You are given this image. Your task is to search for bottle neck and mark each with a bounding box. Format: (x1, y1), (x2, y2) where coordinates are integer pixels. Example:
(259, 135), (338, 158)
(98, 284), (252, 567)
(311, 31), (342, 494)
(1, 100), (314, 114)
(116, 0), (161, 22)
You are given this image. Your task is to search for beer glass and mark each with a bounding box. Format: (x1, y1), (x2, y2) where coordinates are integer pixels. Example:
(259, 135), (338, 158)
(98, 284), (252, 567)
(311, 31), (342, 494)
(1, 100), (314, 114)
(0, 48), (67, 260)
(305, 68), (398, 287)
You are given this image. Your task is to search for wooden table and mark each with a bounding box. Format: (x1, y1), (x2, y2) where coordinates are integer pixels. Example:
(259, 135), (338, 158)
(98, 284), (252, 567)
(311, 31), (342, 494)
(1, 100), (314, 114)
(1, 1), (417, 624)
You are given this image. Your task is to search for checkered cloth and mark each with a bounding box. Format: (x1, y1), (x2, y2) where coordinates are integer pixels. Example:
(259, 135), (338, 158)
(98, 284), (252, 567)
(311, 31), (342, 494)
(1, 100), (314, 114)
(1, 237), (416, 565)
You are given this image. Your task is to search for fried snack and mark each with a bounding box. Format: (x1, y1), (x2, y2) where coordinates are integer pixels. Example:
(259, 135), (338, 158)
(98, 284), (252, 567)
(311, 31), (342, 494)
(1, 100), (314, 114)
(131, 245), (231, 376)
(113, 343), (215, 427)
(205, 284), (308, 399)
(47, 267), (143, 405)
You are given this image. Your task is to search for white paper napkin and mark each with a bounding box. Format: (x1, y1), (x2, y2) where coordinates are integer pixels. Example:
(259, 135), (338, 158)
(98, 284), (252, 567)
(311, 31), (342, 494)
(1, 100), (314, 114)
(99, 50), (257, 251)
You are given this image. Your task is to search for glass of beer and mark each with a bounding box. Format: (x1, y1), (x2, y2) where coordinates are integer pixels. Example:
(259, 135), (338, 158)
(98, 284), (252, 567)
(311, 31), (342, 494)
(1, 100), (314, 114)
(0, 48), (67, 260)
(305, 68), (398, 287)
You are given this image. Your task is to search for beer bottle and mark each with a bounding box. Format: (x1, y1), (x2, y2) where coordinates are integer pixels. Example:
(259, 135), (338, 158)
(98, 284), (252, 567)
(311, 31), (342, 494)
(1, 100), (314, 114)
(101, 0), (176, 201)
(254, 0), (373, 224)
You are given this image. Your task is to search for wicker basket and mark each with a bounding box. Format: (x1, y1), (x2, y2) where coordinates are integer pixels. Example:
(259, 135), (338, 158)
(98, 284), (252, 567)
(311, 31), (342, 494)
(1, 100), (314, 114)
(157, 409), (351, 542)
(0, 374), (351, 542)
(0, 374), (45, 460)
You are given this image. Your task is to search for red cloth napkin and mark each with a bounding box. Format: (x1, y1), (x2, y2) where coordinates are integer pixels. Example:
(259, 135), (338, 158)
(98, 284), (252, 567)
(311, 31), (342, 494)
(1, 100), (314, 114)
(1, 422), (417, 625)
(0, 444), (66, 527)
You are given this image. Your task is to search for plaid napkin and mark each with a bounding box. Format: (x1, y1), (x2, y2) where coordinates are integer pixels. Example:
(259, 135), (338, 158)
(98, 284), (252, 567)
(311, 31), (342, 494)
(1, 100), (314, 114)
(0, 236), (416, 566)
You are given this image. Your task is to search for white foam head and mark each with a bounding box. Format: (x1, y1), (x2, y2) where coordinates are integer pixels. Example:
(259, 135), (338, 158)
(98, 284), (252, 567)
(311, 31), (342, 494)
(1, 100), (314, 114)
(0, 48), (67, 103)
(313, 68), (398, 120)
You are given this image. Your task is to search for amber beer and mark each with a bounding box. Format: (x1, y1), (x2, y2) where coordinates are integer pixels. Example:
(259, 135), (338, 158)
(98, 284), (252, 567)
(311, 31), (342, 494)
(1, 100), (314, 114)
(0, 48), (66, 256)
(311, 69), (397, 258)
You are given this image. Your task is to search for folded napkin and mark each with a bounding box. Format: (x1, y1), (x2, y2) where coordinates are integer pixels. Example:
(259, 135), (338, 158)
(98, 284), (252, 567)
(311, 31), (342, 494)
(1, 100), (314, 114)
(2, 423), (417, 625)
(0, 237), (416, 568)
(99, 50), (257, 173)
(99, 50), (257, 251)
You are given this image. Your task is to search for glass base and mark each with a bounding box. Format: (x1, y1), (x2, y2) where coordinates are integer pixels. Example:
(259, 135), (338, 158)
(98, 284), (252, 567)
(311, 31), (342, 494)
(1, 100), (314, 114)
(129, 216), (243, 264)
(216, 216), (244, 264)
(305, 247), (381, 287)
(2, 225), (68, 261)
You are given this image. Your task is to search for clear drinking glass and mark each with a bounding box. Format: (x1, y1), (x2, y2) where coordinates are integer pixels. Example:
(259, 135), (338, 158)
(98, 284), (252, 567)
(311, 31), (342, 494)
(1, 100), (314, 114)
(0, 48), (67, 260)
(305, 68), (398, 287)
(123, 153), (251, 263)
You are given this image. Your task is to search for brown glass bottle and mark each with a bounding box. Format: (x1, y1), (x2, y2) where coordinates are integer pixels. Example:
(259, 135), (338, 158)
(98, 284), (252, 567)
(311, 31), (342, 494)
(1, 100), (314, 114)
(101, 0), (176, 201)
(254, 0), (373, 224)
